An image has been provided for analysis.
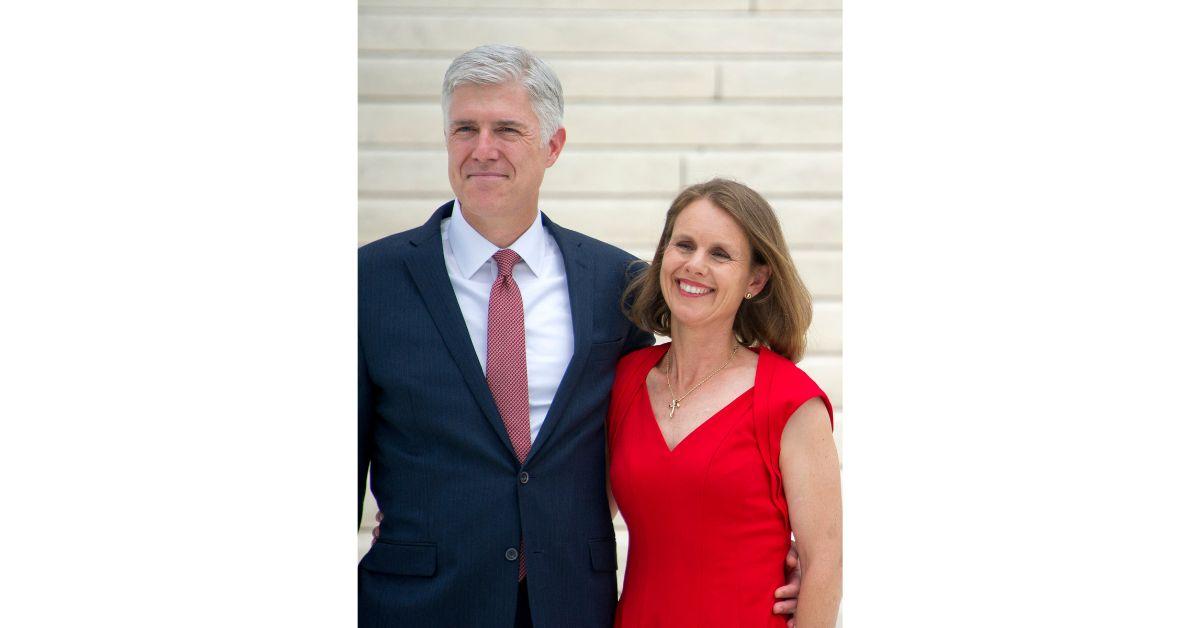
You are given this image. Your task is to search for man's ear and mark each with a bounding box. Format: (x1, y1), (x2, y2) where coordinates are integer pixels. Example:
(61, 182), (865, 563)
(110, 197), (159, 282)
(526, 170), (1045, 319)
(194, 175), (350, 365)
(544, 127), (566, 168)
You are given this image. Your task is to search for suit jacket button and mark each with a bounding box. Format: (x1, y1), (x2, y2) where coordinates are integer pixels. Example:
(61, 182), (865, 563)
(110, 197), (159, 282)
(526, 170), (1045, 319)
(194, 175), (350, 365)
(505, 547), (519, 561)
(518, 471), (530, 484)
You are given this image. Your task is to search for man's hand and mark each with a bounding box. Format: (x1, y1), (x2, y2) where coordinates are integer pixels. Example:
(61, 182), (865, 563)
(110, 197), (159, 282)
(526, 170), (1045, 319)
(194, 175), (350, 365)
(371, 511), (383, 546)
(772, 543), (802, 627)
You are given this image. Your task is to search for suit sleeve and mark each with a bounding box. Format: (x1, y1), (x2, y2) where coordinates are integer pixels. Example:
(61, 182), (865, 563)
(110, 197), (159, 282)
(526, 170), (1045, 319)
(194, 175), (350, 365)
(619, 258), (656, 356)
(620, 325), (655, 357)
(358, 341), (374, 529)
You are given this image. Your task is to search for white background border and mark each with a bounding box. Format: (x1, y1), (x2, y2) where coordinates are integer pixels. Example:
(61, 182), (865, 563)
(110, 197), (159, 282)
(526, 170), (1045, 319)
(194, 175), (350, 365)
(3, 2), (1199, 625)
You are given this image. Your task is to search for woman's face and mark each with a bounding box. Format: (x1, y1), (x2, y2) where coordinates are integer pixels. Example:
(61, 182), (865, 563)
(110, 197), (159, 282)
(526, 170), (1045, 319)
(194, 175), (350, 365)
(659, 198), (769, 334)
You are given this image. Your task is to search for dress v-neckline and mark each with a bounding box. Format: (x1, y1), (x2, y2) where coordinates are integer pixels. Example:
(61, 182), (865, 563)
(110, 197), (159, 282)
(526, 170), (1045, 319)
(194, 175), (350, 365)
(641, 383), (754, 454)
(638, 343), (763, 454)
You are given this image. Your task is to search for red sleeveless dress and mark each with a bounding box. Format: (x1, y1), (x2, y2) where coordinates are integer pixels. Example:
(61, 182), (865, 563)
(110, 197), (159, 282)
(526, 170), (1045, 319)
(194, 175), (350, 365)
(607, 343), (833, 628)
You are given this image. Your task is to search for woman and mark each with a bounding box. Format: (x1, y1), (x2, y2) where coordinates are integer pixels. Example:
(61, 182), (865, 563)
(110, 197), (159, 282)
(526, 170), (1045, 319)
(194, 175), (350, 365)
(608, 178), (842, 627)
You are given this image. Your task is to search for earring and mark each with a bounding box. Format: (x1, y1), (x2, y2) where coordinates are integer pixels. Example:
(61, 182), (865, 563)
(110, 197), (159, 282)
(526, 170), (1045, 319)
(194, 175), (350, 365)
(745, 292), (753, 299)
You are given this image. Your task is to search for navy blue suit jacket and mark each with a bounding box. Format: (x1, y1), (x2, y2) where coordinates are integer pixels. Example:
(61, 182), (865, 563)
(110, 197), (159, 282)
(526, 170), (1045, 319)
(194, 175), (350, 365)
(359, 202), (654, 627)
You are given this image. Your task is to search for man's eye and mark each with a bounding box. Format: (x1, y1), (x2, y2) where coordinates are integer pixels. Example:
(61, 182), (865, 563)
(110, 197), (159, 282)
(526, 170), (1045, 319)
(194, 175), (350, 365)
(453, 126), (476, 134)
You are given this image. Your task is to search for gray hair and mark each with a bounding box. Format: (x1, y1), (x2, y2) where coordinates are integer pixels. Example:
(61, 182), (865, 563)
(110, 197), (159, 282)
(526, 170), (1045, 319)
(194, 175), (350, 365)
(441, 44), (564, 146)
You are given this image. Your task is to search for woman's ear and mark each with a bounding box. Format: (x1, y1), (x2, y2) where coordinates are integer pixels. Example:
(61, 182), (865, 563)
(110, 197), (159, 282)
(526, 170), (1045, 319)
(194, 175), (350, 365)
(748, 264), (771, 296)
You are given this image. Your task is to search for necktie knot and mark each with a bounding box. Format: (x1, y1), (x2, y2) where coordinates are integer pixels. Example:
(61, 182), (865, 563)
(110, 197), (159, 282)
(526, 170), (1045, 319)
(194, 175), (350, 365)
(494, 249), (521, 278)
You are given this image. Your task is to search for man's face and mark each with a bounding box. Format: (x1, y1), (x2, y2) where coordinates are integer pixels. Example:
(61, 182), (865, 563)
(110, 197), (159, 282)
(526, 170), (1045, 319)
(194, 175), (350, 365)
(445, 82), (565, 222)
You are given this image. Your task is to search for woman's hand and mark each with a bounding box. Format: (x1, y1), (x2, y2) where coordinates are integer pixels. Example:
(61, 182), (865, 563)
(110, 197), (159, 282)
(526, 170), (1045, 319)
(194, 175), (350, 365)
(773, 543), (803, 626)
(371, 511), (382, 546)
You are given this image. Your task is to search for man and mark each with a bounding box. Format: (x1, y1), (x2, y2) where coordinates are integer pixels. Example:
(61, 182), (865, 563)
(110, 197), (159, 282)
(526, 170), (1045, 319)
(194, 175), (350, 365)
(359, 45), (800, 627)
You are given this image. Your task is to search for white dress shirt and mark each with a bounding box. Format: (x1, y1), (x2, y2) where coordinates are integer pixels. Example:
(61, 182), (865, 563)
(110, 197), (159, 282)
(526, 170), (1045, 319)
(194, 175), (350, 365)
(441, 199), (575, 445)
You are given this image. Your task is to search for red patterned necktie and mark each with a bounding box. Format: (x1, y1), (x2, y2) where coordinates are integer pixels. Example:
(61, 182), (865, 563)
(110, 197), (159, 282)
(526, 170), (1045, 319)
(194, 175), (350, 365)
(486, 248), (530, 580)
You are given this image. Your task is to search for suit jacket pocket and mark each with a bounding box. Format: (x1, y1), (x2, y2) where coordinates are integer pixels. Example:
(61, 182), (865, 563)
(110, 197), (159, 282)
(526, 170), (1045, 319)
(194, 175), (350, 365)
(588, 537), (618, 572)
(360, 540), (437, 577)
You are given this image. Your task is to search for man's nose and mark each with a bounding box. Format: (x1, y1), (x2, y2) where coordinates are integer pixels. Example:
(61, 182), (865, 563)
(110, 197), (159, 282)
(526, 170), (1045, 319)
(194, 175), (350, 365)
(470, 130), (500, 161)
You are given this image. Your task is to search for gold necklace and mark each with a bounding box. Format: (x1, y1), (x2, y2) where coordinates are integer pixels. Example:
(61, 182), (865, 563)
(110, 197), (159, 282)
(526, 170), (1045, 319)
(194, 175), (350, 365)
(663, 343), (739, 419)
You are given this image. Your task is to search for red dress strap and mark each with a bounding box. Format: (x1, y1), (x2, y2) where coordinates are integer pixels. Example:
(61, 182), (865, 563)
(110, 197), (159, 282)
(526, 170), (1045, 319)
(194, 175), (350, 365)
(751, 347), (834, 522)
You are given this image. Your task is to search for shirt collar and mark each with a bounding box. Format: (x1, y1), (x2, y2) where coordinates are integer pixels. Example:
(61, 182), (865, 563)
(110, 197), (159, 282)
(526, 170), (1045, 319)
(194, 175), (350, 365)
(448, 199), (547, 279)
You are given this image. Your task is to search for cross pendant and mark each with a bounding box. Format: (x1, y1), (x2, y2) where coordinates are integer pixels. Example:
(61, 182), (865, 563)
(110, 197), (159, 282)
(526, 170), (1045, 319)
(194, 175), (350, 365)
(667, 399), (680, 419)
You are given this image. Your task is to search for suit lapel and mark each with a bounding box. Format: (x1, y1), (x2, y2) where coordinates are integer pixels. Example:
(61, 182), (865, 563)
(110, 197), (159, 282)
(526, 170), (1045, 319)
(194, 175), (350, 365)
(527, 215), (594, 463)
(404, 202), (516, 461)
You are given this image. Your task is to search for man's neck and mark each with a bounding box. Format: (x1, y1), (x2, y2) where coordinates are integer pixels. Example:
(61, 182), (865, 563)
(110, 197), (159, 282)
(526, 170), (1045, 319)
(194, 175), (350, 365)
(459, 204), (539, 248)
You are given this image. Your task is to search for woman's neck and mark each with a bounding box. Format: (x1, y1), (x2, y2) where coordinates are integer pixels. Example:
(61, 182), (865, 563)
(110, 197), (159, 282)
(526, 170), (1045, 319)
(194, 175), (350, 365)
(667, 325), (739, 388)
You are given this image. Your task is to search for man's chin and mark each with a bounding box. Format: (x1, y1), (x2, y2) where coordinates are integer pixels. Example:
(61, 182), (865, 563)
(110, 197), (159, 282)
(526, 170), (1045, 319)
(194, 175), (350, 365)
(459, 195), (511, 216)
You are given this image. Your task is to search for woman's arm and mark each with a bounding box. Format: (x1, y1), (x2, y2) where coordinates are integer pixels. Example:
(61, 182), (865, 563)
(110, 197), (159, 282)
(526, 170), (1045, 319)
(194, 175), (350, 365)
(780, 397), (842, 628)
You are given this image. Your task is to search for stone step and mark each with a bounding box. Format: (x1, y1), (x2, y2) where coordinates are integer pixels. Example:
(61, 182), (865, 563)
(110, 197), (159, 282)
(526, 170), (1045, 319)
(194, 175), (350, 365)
(794, 354), (841, 407)
(809, 302), (842, 355)
(719, 60), (842, 99)
(361, 58), (841, 100)
(684, 150), (842, 195)
(360, 14), (841, 55)
(362, 58), (717, 100)
(361, 0), (753, 8)
(759, 0), (842, 8)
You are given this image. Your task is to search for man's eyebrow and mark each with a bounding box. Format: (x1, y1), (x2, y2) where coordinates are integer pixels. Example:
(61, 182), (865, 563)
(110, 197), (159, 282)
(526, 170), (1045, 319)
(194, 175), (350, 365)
(448, 119), (530, 129)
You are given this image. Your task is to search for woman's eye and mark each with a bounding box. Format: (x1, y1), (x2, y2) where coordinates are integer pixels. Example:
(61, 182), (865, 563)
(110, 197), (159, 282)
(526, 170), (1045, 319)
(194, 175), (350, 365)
(712, 250), (730, 260)
(674, 242), (694, 251)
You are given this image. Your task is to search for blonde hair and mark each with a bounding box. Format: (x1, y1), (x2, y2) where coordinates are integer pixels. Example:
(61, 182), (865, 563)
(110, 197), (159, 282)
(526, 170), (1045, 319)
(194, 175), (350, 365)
(623, 179), (813, 361)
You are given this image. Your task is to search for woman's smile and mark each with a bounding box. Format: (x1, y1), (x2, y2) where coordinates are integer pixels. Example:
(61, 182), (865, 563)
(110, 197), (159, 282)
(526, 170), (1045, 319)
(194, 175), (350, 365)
(676, 278), (713, 297)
